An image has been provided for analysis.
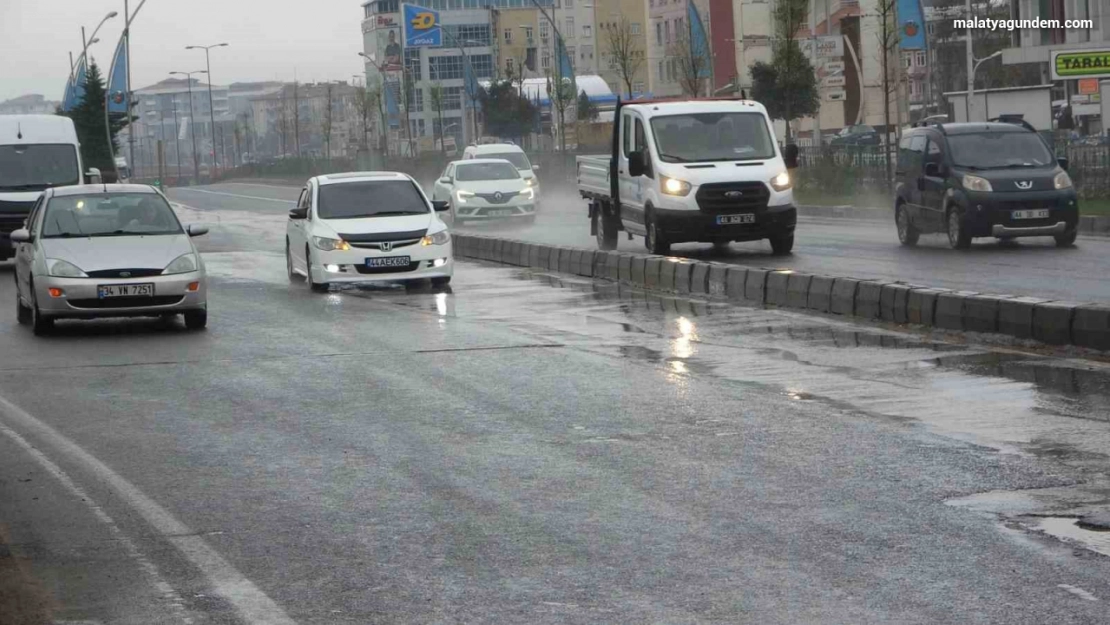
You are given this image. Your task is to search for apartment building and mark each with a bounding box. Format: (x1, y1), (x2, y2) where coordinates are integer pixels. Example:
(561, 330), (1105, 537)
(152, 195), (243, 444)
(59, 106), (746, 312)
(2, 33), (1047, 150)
(593, 0), (650, 97)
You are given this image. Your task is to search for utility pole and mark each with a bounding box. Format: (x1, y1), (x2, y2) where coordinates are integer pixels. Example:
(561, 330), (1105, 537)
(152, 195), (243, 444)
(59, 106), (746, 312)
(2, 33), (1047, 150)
(811, 0), (820, 146)
(170, 70), (207, 182)
(964, 0), (974, 122)
(172, 95), (181, 181)
(186, 43), (230, 176)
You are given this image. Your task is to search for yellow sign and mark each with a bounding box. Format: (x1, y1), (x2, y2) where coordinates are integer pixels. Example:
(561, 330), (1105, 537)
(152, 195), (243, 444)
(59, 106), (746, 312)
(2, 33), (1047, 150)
(410, 11), (435, 30)
(1052, 50), (1110, 80)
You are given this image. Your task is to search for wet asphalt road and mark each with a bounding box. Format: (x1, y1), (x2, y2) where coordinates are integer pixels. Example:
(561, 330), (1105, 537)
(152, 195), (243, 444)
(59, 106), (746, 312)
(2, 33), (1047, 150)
(0, 184), (1109, 623)
(171, 181), (1110, 304)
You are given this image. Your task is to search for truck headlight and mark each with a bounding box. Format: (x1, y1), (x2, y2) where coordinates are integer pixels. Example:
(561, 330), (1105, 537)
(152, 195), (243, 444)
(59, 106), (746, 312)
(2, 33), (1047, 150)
(162, 253), (198, 275)
(456, 190), (475, 204)
(661, 176), (692, 197)
(46, 259), (88, 278)
(770, 171), (792, 191)
(312, 236), (351, 251)
(962, 174), (993, 193)
(421, 230), (451, 246)
(1054, 171), (1073, 190)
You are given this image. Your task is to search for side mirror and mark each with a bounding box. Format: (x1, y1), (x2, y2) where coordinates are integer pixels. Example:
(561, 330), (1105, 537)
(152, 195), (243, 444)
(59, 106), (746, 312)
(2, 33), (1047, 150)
(187, 224), (209, 237)
(439, 176), (452, 184)
(289, 207), (308, 220)
(783, 144), (800, 170)
(9, 228), (31, 243)
(628, 150), (646, 177)
(532, 165), (540, 172)
(924, 162), (941, 177)
(86, 168), (102, 184)
(1057, 156), (1069, 171)
(432, 200), (450, 212)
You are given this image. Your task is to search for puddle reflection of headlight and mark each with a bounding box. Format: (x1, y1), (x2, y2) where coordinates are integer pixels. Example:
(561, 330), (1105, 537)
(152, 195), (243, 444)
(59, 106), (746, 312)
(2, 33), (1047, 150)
(436, 292), (448, 316)
(669, 361), (688, 374)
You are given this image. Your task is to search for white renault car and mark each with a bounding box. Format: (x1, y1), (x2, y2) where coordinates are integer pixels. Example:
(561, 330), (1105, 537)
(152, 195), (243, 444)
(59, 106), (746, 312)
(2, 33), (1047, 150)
(462, 142), (540, 204)
(431, 159), (536, 224)
(285, 172), (453, 291)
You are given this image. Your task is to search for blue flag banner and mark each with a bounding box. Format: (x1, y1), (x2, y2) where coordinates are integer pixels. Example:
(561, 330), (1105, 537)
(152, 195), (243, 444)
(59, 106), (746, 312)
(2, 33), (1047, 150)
(898, 0), (927, 50)
(403, 4), (441, 47)
(464, 60), (481, 110)
(106, 36), (129, 114)
(384, 78), (400, 128)
(66, 58), (88, 111)
(62, 73), (75, 112)
(556, 35), (575, 85)
(687, 1), (712, 78)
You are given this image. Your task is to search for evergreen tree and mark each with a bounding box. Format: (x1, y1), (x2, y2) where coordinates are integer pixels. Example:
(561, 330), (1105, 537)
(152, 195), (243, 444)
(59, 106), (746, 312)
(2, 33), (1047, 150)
(59, 61), (130, 179)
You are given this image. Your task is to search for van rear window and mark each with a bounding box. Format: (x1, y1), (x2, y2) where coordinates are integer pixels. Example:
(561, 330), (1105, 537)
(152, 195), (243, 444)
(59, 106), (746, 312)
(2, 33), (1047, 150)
(0, 144), (80, 190)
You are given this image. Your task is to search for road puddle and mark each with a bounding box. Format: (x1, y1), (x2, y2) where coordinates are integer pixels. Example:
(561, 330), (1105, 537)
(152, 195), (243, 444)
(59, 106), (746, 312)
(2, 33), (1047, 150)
(1033, 517), (1110, 557)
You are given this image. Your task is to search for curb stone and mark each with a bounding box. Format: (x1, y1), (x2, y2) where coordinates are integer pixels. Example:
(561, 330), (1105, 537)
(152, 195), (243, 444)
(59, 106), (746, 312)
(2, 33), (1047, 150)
(806, 276), (835, 313)
(830, 278), (859, 316)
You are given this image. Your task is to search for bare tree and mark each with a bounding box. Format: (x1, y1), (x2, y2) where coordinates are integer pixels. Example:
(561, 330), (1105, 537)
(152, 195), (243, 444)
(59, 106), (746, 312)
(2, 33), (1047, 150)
(670, 23), (708, 97)
(771, 0), (809, 139)
(429, 83), (447, 156)
(603, 17), (645, 98)
(323, 82), (335, 160)
(876, 0), (898, 188)
(353, 85), (377, 152)
(546, 67), (575, 155)
(278, 89), (290, 157)
(292, 80), (301, 157)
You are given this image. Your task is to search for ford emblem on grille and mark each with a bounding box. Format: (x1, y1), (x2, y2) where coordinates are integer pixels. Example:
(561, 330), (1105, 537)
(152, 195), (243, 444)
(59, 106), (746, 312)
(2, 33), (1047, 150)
(494, 192), (503, 201)
(724, 191), (744, 199)
(1015, 181), (1033, 190)
(120, 271), (131, 278)
(380, 241), (394, 252)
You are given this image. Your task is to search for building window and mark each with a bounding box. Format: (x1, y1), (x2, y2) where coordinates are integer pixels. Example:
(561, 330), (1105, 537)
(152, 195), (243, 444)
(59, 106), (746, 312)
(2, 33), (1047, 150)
(656, 22), (663, 46)
(409, 118), (426, 137)
(405, 48), (422, 80)
(903, 54), (912, 69)
(441, 24), (491, 47)
(444, 86), (463, 110)
(567, 46), (575, 64)
(633, 81), (644, 94)
(471, 54), (493, 78)
(631, 22), (641, 36)
(676, 17), (684, 37)
(506, 57), (514, 74)
(582, 24), (592, 38)
(915, 50), (926, 66)
(658, 60), (664, 81)
(504, 28), (513, 44)
(523, 26), (534, 43)
(429, 55), (465, 80)
(541, 50), (551, 70)
(406, 84), (424, 112)
(665, 20), (672, 44)
(566, 17), (575, 37)
(581, 44), (593, 61)
(540, 20), (550, 43)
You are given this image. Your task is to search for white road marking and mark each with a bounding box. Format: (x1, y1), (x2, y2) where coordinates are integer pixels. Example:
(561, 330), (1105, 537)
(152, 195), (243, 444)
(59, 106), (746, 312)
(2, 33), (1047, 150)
(0, 395), (298, 625)
(173, 188), (296, 204)
(0, 424), (193, 625)
(1058, 584), (1099, 601)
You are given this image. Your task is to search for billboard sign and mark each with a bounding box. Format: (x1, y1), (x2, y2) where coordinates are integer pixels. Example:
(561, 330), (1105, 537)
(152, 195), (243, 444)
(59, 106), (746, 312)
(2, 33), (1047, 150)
(800, 36), (844, 59)
(1051, 50), (1110, 81)
(403, 4), (442, 48)
(897, 0), (926, 50)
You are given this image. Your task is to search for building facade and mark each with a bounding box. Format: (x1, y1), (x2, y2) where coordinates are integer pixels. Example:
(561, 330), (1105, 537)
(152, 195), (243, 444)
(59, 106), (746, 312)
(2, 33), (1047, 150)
(594, 0), (650, 98)
(0, 94), (61, 115)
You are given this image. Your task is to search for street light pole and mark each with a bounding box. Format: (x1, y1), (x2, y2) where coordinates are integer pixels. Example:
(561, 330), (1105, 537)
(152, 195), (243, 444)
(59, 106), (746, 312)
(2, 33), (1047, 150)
(966, 50), (1002, 123)
(186, 43), (229, 178)
(170, 70), (207, 183)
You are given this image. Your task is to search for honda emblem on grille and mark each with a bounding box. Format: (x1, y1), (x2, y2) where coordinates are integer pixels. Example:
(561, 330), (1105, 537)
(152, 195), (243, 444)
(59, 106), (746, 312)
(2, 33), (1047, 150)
(494, 192), (503, 201)
(380, 242), (394, 252)
(1015, 181), (1033, 190)
(724, 191), (744, 199)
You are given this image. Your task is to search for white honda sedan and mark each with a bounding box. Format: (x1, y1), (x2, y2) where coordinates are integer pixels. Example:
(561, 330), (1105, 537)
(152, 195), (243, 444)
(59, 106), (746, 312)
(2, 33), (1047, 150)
(431, 159), (536, 224)
(285, 172), (453, 291)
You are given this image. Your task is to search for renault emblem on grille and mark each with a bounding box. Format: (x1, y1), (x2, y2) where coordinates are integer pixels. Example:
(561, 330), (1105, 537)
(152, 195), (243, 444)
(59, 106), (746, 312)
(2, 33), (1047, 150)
(724, 191), (744, 199)
(494, 192), (503, 201)
(380, 242), (394, 252)
(1015, 181), (1033, 190)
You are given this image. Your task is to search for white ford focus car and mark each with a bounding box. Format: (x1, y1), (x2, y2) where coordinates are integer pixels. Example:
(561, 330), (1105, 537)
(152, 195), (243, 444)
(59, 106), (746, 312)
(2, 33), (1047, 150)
(285, 172), (453, 291)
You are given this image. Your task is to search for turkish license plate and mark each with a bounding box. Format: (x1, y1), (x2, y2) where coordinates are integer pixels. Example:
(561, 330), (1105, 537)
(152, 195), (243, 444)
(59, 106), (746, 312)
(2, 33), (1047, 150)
(97, 283), (154, 299)
(1012, 209), (1050, 220)
(366, 256), (411, 268)
(717, 213), (755, 225)
(487, 209), (514, 217)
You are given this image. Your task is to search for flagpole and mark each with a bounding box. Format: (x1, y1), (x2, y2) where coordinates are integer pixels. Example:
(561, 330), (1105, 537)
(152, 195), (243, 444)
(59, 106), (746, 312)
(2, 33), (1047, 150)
(125, 0), (135, 185)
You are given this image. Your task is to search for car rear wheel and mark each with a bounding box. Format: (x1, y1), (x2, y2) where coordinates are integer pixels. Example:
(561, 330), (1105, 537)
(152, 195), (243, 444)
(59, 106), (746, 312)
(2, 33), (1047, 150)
(184, 307), (208, 330)
(769, 233), (795, 256)
(896, 205), (919, 246)
(595, 203), (619, 251)
(1055, 229), (1078, 247)
(947, 209), (972, 249)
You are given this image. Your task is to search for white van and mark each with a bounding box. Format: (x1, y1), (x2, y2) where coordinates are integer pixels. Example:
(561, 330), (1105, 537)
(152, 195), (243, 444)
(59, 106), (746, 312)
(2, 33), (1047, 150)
(462, 142), (540, 204)
(0, 115), (91, 260)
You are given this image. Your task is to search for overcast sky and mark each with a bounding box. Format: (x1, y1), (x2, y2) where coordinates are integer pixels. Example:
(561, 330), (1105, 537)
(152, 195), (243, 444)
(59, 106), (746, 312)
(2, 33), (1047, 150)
(1, 0), (368, 102)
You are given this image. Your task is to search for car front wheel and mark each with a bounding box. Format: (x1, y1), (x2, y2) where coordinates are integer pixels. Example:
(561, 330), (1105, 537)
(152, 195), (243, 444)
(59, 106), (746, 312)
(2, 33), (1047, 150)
(184, 307), (208, 330)
(1055, 229), (1078, 247)
(947, 209), (972, 249)
(30, 284), (53, 336)
(306, 247), (328, 292)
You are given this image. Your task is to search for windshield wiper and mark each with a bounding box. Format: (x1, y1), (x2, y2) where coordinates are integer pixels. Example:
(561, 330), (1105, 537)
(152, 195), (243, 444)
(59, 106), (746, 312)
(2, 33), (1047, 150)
(367, 211), (424, 217)
(657, 153), (689, 162)
(0, 184), (47, 191)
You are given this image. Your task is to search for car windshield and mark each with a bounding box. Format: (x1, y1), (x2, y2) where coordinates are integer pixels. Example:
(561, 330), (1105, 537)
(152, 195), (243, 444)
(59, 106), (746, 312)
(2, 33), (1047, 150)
(481, 152), (530, 170)
(455, 162), (521, 181)
(948, 132), (1055, 169)
(0, 144), (80, 191)
(40, 193), (183, 238)
(317, 180), (429, 219)
(651, 112), (776, 163)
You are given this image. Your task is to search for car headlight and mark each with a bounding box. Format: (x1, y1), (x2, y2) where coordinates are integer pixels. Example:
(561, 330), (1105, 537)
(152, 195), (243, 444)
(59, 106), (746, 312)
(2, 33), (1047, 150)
(522, 187), (535, 200)
(661, 175), (692, 197)
(456, 190), (475, 204)
(421, 230), (451, 246)
(312, 236), (351, 251)
(46, 258), (87, 278)
(962, 174), (993, 193)
(770, 171), (792, 192)
(162, 253), (198, 275)
(525, 177), (536, 187)
(1054, 171), (1073, 190)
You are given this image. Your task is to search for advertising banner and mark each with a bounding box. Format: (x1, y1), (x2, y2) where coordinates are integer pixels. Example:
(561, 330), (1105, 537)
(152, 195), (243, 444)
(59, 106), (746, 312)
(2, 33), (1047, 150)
(403, 4), (442, 48)
(898, 0), (926, 50)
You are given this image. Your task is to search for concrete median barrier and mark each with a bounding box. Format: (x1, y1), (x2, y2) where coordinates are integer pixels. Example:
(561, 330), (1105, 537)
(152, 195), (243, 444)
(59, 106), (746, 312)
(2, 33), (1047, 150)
(451, 235), (1110, 351)
(1033, 301), (1078, 345)
(830, 278), (859, 316)
(690, 263), (711, 295)
(766, 271), (792, 307)
(1072, 305), (1110, 351)
(786, 273), (813, 309)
